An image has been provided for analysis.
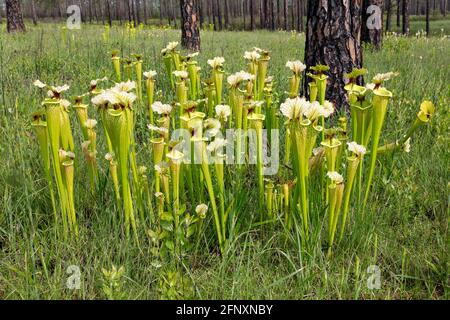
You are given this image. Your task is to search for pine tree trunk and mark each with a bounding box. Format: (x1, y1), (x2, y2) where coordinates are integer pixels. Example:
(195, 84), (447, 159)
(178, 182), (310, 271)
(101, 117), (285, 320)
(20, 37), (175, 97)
(263, 0), (270, 29)
(397, 0), (401, 27)
(298, 0), (303, 32)
(250, 0), (255, 30)
(284, 0), (288, 30)
(402, 0), (409, 34)
(362, 0), (383, 49)
(426, 0), (430, 35)
(291, 0), (295, 30)
(143, 0), (148, 24)
(106, 0), (113, 26)
(224, 0), (230, 28)
(304, 0), (363, 109)
(217, 0), (223, 29)
(259, 0), (264, 28)
(212, 0), (217, 29)
(6, 0), (26, 32)
(277, 0), (281, 28)
(271, 0), (276, 30)
(181, 0), (201, 51)
(31, 0), (38, 25)
(243, 0), (247, 30)
(386, 0), (392, 30)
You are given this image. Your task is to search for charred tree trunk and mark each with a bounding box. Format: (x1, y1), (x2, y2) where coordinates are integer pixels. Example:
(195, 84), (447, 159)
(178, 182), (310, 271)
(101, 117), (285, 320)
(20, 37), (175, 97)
(362, 0), (383, 49)
(304, 0), (363, 109)
(426, 0), (430, 36)
(402, 0), (409, 34)
(6, 0), (26, 32)
(180, 0), (201, 51)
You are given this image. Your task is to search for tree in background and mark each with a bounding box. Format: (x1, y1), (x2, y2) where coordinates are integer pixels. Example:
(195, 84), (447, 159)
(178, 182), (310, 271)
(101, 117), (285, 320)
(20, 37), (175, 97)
(6, 0), (26, 32)
(386, 0), (392, 31)
(304, 0), (363, 109)
(180, 0), (201, 51)
(402, 0), (410, 34)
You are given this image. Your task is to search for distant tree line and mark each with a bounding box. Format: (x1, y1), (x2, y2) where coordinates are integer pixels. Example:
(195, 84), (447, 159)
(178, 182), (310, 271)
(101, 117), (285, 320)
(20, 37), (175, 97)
(0, 0), (448, 31)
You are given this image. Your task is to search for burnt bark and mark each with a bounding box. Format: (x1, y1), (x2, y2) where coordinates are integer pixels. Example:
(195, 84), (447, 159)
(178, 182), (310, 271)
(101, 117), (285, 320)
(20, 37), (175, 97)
(362, 0), (383, 49)
(6, 0), (26, 32)
(304, 0), (363, 109)
(181, 0), (201, 51)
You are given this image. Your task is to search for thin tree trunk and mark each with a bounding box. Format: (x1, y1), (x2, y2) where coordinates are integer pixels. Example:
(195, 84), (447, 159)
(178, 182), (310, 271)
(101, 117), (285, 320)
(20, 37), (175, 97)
(298, 0), (303, 32)
(106, 0), (113, 26)
(217, 0), (223, 30)
(263, 0), (270, 29)
(143, 0), (148, 24)
(283, 0), (288, 30)
(402, 0), (409, 34)
(271, 0), (276, 30)
(259, 0), (264, 28)
(224, 0), (230, 28)
(250, 0), (255, 30)
(6, 0), (26, 32)
(397, 0), (401, 27)
(199, 0), (204, 28)
(212, 0), (217, 29)
(426, 0), (430, 35)
(243, 0), (246, 29)
(291, 0), (295, 31)
(362, 0), (383, 49)
(277, 0), (281, 28)
(31, 0), (38, 25)
(304, 0), (363, 109)
(386, 0), (392, 30)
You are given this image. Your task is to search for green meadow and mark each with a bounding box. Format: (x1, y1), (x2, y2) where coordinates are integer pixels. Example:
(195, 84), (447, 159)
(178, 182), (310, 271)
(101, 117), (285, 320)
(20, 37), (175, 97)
(0, 21), (448, 299)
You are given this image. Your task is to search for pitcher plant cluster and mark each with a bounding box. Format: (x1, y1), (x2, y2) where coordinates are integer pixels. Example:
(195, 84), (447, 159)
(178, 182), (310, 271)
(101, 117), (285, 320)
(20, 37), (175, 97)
(31, 43), (435, 264)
